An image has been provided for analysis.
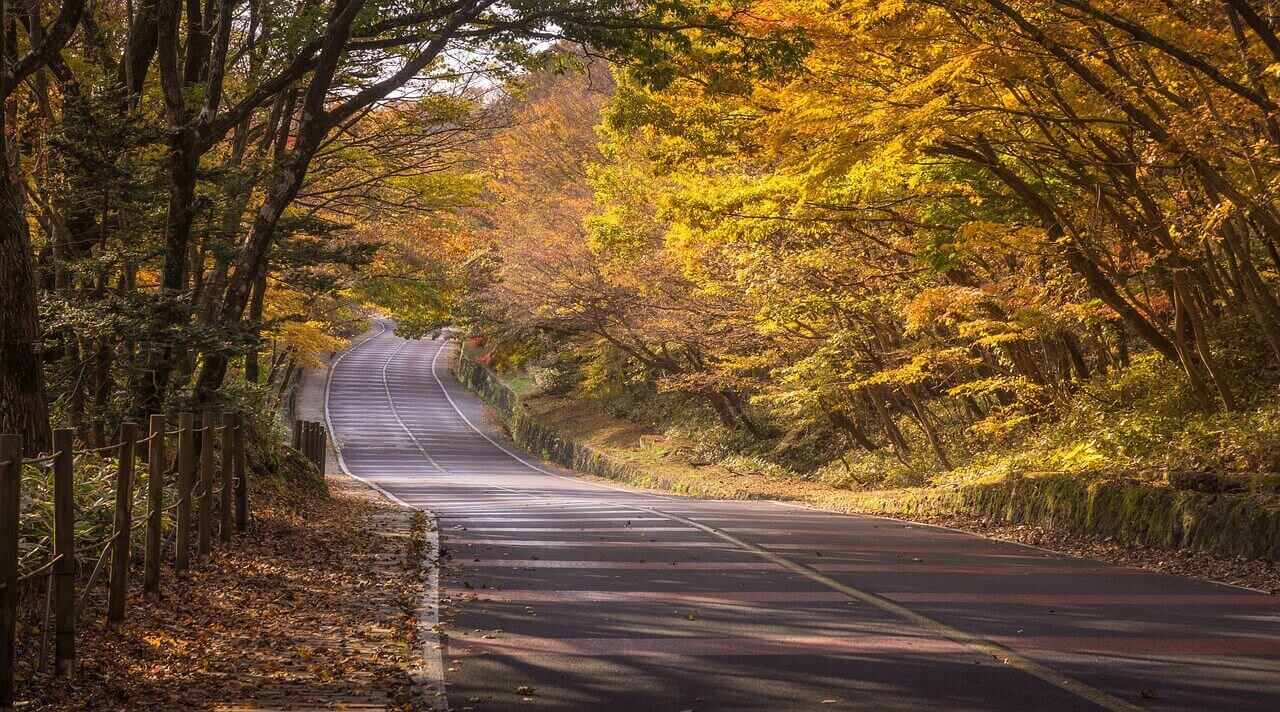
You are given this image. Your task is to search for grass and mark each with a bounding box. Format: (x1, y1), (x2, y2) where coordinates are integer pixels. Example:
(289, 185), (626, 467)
(479, 353), (1280, 531)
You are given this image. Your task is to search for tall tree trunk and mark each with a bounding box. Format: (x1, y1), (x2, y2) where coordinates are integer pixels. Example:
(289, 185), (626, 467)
(136, 136), (199, 416)
(828, 409), (880, 452)
(0, 167), (51, 453)
(1175, 273), (1237, 411)
(871, 388), (911, 457)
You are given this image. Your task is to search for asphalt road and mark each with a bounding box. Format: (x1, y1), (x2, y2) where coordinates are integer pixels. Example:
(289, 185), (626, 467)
(325, 322), (1280, 711)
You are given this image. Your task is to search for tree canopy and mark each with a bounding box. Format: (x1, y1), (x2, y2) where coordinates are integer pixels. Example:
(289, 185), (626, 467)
(453, 1), (1280, 484)
(0, 0), (788, 452)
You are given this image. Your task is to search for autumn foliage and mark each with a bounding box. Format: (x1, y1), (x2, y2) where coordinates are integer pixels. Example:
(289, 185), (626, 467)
(463, 2), (1280, 486)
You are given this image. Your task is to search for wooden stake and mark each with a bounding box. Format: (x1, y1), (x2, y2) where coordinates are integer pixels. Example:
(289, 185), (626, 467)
(143, 416), (165, 594)
(108, 423), (137, 624)
(199, 413), (215, 560)
(52, 429), (76, 675)
(317, 425), (327, 475)
(0, 435), (21, 706)
(219, 414), (233, 545)
(175, 413), (194, 573)
(234, 415), (248, 532)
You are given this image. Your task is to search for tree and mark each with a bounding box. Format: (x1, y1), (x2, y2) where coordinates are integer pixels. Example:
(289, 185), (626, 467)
(0, 0), (88, 452)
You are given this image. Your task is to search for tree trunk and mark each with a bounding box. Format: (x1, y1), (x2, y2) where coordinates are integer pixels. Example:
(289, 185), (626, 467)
(0, 167), (52, 453)
(828, 409), (880, 452)
(136, 134), (200, 417)
(904, 386), (952, 470)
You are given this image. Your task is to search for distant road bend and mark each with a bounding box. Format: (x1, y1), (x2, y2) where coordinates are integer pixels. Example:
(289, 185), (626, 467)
(325, 321), (1280, 711)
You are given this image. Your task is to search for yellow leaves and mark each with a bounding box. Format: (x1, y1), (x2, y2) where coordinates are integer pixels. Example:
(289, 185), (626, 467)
(903, 286), (984, 333)
(263, 287), (348, 367)
(1202, 199), (1236, 237)
(857, 348), (977, 389)
(953, 220), (1043, 252)
(948, 375), (1042, 401)
(274, 321), (347, 368)
(1052, 440), (1107, 471)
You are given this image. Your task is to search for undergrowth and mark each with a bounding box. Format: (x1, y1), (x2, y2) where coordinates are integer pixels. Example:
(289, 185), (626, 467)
(15, 415), (326, 578)
(501, 349), (1280, 499)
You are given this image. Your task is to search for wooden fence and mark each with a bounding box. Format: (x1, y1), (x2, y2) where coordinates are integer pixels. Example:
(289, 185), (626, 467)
(293, 420), (328, 476)
(0, 412), (288, 707)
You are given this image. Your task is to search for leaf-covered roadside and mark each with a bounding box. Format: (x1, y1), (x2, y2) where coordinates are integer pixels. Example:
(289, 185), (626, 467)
(11, 477), (427, 710)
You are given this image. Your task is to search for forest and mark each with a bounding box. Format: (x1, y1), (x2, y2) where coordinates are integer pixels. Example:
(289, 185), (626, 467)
(452, 0), (1280, 494)
(0, 0), (760, 454)
(3, 0), (1280, 707)
(5, 0), (1280, 495)
(0, 0), (1277, 519)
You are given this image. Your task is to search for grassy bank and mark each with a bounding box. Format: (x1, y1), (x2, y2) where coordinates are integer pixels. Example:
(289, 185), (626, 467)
(457, 348), (1280, 564)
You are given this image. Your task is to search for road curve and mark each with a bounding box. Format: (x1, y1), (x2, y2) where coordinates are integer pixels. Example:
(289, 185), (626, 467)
(326, 323), (1280, 711)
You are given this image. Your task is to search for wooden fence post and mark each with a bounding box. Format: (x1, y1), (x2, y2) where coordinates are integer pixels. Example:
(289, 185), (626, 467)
(175, 413), (194, 573)
(108, 423), (137, 625)
(292, 419), (303, 450)
(234, 415), (248, 532)
(199, 412), (215, 561)
(144, 415), (165, 594)
(52, 429), (76, 676)
(0, 435), (21, 707)
(317, 425), (327, 475)
(219, 414), (234, 545)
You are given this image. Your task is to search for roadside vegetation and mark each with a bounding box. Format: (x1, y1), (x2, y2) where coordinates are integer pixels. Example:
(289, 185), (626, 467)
(0, 0), (786, 703)
(423, 3), (1280, 542)
(0, 0), (785, 595)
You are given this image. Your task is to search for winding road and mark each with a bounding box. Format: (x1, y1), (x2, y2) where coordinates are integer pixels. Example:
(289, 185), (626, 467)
(325, 322), (1280, 711)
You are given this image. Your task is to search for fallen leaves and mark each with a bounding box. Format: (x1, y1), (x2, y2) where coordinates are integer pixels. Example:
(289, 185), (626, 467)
(12, 477), (427, 710)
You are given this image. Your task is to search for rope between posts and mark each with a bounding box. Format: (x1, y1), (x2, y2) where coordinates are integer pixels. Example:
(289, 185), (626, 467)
(0, 425), (206, 456)
(16, 553), (64, 584)
(21, 450), (64, 466)
(137, 429), (176, 444)
(72, 442), (122, 457)
(74, 530), (122, 556)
